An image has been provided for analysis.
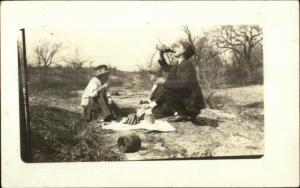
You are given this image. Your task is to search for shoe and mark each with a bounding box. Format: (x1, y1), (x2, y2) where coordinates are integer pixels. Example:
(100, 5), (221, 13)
(104, 114), (117, 122)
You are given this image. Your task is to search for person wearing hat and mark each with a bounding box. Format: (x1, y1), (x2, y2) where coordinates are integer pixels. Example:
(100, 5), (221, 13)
(81, 64), (118, 122)
(155, 40), (206, 122)
(125, 40), (205, 124)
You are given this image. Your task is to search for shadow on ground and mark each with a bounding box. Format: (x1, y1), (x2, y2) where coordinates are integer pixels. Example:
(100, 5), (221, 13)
(193, 117), (220, 127)
(243, 102), (263, 108)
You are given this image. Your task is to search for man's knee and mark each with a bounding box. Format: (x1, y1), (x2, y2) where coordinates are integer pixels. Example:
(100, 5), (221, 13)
(151, 103), (174, 117)
(83, 105), (93, 121)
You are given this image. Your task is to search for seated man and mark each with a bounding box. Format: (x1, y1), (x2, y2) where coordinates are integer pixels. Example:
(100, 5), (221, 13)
(125, 40), (205, 124)
(154, 40), (206, 122)
(81, 65), (118, 122)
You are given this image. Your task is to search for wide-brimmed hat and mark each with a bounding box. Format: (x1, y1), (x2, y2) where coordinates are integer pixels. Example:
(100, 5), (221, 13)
(94, 64), (111, 75)
(179, 40), (195, 59)
(97, 71), (110, 77)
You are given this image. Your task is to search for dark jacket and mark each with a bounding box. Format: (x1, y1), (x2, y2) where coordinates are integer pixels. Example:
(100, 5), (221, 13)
(158, 57), (206, 110)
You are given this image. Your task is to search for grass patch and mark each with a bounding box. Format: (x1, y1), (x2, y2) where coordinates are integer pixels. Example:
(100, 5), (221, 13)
(29, 105), (123, 162)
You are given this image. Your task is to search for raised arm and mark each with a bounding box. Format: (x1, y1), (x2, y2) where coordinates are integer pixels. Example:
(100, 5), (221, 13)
(88, 78), (109, 97)
(157, 51), (173, 72)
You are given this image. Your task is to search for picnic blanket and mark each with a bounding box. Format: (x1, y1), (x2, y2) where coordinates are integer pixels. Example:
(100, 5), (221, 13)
(102, 119), (176, 132)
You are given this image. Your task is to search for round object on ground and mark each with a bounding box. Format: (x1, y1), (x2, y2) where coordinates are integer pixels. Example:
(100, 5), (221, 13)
(117, 133), (141, 153)
(144, 114), (155, 124)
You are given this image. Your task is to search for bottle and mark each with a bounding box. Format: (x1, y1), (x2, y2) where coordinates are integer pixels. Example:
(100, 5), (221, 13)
(156, 44), (175, 53)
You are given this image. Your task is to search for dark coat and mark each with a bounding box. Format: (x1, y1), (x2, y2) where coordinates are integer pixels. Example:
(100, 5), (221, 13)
(158, 57), (206, 111)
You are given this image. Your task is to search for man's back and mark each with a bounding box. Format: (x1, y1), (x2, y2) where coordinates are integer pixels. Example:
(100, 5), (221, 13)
(163, 59), (197, 91)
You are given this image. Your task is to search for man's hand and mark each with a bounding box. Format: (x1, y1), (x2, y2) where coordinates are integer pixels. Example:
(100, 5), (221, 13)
(108, 96), (113, 105)
(124, 113), (140, 125)
(155, 77), (166, 84)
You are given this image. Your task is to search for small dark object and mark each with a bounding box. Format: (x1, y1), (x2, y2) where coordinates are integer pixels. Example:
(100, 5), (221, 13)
(117, 133), (141, 153)
(111, 91), (120, 96)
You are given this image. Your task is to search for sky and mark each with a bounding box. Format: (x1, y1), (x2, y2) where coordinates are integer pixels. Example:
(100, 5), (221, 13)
(11, 1), (263, 71)
(25, 25), (207, 71)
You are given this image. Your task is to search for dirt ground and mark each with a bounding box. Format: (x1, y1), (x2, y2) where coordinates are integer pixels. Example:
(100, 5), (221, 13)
(29, 83), (264, 161)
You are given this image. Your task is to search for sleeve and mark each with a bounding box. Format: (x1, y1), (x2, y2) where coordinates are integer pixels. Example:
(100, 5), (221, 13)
(158, 53), (173, 72)
(86, 78), (101, 97)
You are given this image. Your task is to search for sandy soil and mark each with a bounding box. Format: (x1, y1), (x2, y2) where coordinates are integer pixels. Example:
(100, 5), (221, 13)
(29, 84), (264, 161)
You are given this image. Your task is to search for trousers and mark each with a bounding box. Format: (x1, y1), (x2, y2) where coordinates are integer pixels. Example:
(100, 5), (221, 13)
(150, 84), (200, 118)
(83, 91), (117, 122)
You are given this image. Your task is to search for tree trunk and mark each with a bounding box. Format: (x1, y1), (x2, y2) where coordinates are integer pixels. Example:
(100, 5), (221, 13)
(246, 68), (252, 83)
(246, 56), (253, 83)
(43, 67), (48, 83)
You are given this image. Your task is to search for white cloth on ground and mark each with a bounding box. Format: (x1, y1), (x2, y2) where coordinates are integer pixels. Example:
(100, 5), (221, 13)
(102, 119), (176, 132)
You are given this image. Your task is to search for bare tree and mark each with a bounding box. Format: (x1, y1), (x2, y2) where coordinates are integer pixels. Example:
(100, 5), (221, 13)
(64, 48), (87, 73)
(34, 41), (63, 81)
(213, 25), (263, 81)
(182, 25), (196, 46)
(145, 50), (158, 70)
